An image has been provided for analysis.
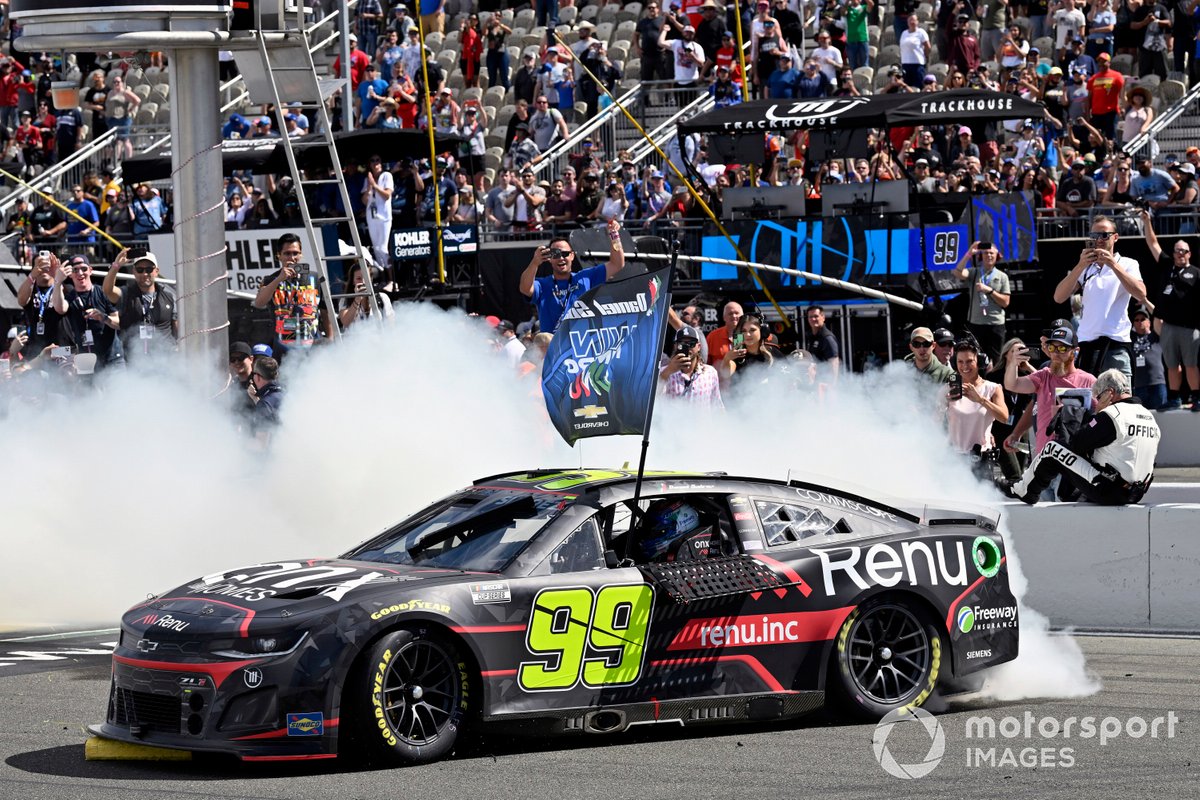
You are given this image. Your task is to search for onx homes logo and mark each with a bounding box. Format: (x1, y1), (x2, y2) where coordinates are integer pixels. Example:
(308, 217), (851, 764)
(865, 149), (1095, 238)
(872, 710), (1181, 777)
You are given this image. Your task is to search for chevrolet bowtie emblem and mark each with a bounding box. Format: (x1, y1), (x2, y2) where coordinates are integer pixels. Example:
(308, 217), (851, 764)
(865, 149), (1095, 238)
(573, 405), (608, 419)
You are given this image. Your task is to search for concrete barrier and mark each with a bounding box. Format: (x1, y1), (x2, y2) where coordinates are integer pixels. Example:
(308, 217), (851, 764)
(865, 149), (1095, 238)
(1003, 500), (1200, 632)
(1152, 409), (1200, 467)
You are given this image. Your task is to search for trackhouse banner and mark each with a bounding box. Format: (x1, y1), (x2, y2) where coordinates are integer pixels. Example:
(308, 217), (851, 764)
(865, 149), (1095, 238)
(541, 266), (672, 445)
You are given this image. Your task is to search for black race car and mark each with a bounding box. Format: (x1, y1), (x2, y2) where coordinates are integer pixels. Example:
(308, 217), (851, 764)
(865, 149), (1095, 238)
(93, 469), (1018, 764)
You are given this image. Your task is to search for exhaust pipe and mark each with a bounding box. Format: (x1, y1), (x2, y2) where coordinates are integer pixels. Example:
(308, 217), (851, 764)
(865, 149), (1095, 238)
(583, 709), (627, 734)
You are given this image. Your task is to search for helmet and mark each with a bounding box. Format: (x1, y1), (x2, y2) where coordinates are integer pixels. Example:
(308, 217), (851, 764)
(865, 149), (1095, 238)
(638, 500), (701, 561)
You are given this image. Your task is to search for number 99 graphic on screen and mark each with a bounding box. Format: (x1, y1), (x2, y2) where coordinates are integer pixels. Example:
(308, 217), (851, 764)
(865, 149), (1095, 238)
(518, 584), (654, 691)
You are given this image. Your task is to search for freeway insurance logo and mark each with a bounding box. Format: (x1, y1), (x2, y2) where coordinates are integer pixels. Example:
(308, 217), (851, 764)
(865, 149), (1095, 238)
(872, 707), (946, 779)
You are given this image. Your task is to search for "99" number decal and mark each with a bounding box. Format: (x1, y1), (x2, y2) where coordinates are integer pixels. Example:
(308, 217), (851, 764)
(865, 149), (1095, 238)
(518, 584), (654, 692)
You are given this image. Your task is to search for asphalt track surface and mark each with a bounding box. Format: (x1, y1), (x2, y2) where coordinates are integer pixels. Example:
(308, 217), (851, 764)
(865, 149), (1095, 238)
(1, 630), (1197, 800)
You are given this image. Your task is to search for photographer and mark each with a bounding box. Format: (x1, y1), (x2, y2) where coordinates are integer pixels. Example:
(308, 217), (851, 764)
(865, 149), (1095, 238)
(102, 247), (178, 362)
(16, 250), (67, 357)
(945, 339), (1009, 461)
(1129, 155), (1178, 211)
(1008, 369), (1159, 504)
(1053, 216), (1147, 379)
(660, 325), (723, 409)
(518, 219), (625, 333)
(955, 240), (1011, 363)
(55, 255), (121, 370)
(1004, 325), (1095, 463)
(252, 233), (330, 354)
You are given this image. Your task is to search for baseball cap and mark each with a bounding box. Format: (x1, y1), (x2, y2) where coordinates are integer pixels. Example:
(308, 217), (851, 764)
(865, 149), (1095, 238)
(1097, 52), (1110, 61)
(229, 341), (253, 359)
(1187, 146), (1200, 155)
(1071, 160), (1088, 170)
(496, 319), (515, 333)
(958, 126), (971, 135)
(676, 325), (703, 344)
(1049, 66), (1063, 75)
(915, 157), (929, 165)
(251, 343), (274, 358)
(257, 116), (271, 126)
(923, 74), (937, 83)
(651, 169), (665, 178)
(1180, 163), (1197, 176)
(348, 33), (358, 41)
(911, 326), (935, 343)
(683, 24), (696, 32)
(933, 327), (955, 345)
(134, 252), (159, 268)
(1131, 304), (1151, 319)
(1049, 327), (1077, 346)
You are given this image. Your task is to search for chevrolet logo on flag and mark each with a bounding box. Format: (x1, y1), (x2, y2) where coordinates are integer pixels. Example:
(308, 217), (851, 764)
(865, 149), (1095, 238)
(573, 405), (608, 419)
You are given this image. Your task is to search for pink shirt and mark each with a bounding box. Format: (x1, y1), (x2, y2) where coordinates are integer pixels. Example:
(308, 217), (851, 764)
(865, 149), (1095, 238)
(662, 364), (724, 409)
(947, 380), (1001, 454)
(1027, 366), (1096, 452)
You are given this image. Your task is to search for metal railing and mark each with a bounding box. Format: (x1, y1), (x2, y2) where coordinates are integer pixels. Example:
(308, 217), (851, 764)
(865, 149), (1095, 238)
(1125, 79), (1200, 160)
(0, 128), (118, 214)
(628, 86), (714, 165)
(531, 84), (642, 179)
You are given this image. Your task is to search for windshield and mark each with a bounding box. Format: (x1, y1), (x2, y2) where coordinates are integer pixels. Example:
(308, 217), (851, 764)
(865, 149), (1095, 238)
(343, 488), (567, 572)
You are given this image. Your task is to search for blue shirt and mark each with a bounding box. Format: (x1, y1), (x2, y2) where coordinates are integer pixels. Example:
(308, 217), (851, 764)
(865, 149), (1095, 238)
(222, 114), (251, 139)
(358, 78), (389, 125)
(1130, 168), (1176, 202)
(795, 70), (831, 98)
(66, 199), (99, 241)
(767, 67), (800, 99)
(531, 264), (608, 332)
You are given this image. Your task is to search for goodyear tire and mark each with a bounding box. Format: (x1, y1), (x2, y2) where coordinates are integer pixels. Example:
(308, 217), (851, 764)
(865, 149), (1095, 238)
(353, 628), (470, 765)
(831, 598), (941, 719)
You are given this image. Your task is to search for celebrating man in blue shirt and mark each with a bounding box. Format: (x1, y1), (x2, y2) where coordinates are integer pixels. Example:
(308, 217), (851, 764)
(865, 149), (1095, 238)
(519, 219), (626, 332)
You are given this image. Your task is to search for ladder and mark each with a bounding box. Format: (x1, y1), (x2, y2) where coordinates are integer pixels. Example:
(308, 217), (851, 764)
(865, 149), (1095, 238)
(253, 2), (380, 338)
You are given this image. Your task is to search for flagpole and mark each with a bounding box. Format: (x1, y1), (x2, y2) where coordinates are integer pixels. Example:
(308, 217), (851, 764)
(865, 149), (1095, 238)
(630, 237), (678, 512)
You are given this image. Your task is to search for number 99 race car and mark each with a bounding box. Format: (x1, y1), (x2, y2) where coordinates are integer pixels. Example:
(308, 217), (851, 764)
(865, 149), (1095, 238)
(92, 470), (1018, 764)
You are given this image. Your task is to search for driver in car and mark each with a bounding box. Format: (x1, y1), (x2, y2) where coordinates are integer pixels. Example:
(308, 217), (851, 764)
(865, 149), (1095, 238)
(636, 500), (719, 563)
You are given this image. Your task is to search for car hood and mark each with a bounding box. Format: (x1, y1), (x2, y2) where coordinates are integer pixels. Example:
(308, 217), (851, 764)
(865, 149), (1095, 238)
(127, 559), (478, 630)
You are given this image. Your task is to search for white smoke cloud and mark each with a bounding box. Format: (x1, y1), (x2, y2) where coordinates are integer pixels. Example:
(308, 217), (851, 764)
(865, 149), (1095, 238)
(0, 304), (1097, 700)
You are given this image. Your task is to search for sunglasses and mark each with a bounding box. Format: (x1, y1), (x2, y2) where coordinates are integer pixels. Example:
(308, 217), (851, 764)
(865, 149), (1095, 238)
(134, 266), (156, 274)
(547, 248), (571, 258)
(1175, 249), (1191, 254)
(1046, 343), (1073, 354)
(911, 340), (932, 348)
(1088, 231), (1115, 240)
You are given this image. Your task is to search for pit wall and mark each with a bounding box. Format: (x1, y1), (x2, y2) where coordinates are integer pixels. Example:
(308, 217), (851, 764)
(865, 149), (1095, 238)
(1005, 497), (1200, 631)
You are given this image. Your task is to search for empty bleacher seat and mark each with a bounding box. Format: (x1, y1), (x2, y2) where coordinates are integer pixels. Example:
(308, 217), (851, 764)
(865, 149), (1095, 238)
(155, 102), (171, 124)
(559, 5), (578, 26)
(136, 101), (158, 125)
(426, 32), (444, 50)
(149, 83), (170, 105)
(514, 8), (536, 29)
(580, 4), (599, 22)
(595, 22), (615, 44)
(1160, 79), (1187, 106)
(1112, 54), (1135, 75)
(133, 84), (152, 102)
(618, 3), (641, 24)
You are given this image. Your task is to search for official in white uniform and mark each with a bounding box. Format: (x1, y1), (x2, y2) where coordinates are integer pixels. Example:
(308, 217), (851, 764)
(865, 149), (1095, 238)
(1010, 369), (1160, 505)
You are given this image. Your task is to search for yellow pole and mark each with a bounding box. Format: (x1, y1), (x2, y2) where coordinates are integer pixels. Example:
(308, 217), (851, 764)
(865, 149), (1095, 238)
(417, 14), (446, 284)
(559, 34), (792, 329)
(0, 168), (125, 249)
(732, 0), (751, 103)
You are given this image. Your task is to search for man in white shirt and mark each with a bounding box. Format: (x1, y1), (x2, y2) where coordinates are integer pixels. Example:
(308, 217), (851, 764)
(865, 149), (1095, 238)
(1052, 0), (1087, 61)
(661, 24), (705, 89)
(811, 30), (844, 84)
(528, 95), (570, 152)
(898, 14), (931, 88)
(362, 154), (394, 268)
(1052, 215), (1149, 381)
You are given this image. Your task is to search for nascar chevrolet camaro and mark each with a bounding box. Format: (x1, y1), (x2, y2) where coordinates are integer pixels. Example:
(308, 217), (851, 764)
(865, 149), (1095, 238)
(94, 470), (1019, 764)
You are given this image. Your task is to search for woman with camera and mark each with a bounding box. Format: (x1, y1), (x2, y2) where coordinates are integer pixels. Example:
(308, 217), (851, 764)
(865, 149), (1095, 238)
(945, 338), (1009, 460)
(338, 261), (393, 331)
(718, 313), (780, 392)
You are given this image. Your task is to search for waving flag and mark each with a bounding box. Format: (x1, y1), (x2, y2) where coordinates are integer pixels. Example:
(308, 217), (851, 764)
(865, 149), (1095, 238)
(541, 267), (672, 444)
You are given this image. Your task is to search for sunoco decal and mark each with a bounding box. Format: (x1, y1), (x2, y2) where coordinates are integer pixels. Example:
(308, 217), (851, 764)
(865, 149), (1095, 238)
(286, 712), (324, 736)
